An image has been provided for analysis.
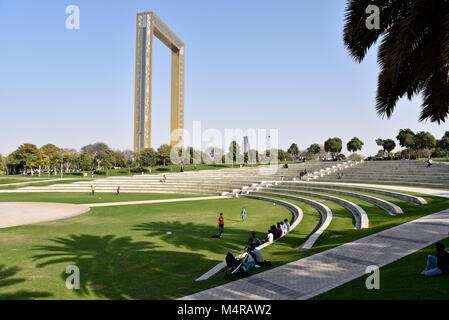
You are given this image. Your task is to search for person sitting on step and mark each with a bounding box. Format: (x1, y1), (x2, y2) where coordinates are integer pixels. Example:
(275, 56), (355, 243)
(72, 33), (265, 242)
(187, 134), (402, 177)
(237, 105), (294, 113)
(248, 232), (262, 247)
(248, 245), (271, 267)
(421, 242), (449, 277)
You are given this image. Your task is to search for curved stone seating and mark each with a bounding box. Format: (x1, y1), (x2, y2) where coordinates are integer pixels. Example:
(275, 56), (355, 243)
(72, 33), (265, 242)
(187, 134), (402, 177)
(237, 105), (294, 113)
(195, 195), (303, 281)
(261, 188), (369, 229)
(316, 161), (449, 189)
(275, 184), (404, 216)
(14, 161), (363, 196)
(317, 178), (449, 189)
(251, 191), (332, 249)
(287, 182), (427, 205)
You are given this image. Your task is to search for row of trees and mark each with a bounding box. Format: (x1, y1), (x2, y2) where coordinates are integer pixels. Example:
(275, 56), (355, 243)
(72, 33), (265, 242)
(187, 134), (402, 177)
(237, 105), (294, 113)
(371, 130), (449, 160)
(3, 142), (175, 175)
(296, 129), (449, 161)
(3, 130), (448, 174)
(2, 141), (299, 175)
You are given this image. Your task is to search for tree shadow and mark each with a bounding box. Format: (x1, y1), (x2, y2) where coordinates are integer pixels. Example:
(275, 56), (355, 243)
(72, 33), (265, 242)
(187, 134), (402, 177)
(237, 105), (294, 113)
(31, 234), (218, 300)
(0, 265), (52, 300)
(132, 221), (254, 254)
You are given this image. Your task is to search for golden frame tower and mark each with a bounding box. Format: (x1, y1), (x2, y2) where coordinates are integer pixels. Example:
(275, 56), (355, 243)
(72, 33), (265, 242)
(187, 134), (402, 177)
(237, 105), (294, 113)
(134, 12), (185, 152)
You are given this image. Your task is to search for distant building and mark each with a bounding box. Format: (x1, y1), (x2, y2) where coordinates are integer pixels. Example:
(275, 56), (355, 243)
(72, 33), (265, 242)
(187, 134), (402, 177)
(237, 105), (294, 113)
(243, 136), (250, 153)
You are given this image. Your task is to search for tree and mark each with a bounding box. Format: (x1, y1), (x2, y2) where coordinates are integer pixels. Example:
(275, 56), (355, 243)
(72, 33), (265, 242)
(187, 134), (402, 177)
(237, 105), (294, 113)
(227, 141), (242, 164)
(6, 143), (40, 174)
(80, 142), (113, 170)
(156, 144), (172, 166)
(40, 144), (62, 175)
(122, 150), (136, 168)
(375, 139), (384, 148)
(203, 147), (223, 165)
(396, 129), (416, 150)
(35, 151), (50, 176)
(324, 138), (343, 158)
(307, 144), (321, 155)
(382, 139), (396, 154)
(347, 137), (364, 153)
(415, 131), (436, 159)
(287, 143), (299, 157)
(245, 149), (259, 164)
(138, 148), (157, 167)
(81, 142), (111, 155)
(348, 153), (363, 161)
(113, 150), (126, 168)
(307, 143), (322, 160)
(76, 152), (94, 171)
(343, 0), (449, 123)
(300, 151), (314, 161)
(62, 148), (79, 172)
(438, 136), (449, 160)
(277, 149), (293, 162)
(0, 154), (6, 172)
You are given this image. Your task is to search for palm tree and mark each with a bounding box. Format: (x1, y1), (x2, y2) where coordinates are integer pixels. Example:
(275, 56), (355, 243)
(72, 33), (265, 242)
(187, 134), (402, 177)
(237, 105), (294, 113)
(343, 0), (449, 123)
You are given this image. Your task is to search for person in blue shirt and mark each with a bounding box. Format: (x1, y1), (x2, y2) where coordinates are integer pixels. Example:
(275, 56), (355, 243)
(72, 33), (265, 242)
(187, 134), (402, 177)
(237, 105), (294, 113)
(241, 208), (247, 223)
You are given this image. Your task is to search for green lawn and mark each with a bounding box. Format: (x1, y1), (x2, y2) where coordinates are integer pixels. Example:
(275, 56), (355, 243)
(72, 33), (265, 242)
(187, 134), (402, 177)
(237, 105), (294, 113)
(315, 237), (449, 300)
(236, 192), (449, 279)
(0, 192), (206, 204)
(0, 190), (448, 300)
(0, 198), (292, 300)
(0, 178), (91, 190)
(0, 179), (32, 185)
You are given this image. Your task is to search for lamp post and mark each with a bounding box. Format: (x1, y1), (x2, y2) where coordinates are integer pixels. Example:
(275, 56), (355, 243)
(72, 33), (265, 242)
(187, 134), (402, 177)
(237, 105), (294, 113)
(60, 154), (63, 180)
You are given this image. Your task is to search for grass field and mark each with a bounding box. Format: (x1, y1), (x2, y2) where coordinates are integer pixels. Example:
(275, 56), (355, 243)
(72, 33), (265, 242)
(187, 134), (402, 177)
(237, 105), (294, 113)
(314, 237), (449, 300)
(0, 197), (292, 299)
(0, 179), (91, 190)
(0, 190), (448, 300)
(0, 178), (48, 185)
(0, 160), (309, 179)
(0, 192), (205, 204)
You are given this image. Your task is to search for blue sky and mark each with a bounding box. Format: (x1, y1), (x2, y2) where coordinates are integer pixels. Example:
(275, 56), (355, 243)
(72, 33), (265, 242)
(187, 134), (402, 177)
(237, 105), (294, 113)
(0, 0), (446, 156)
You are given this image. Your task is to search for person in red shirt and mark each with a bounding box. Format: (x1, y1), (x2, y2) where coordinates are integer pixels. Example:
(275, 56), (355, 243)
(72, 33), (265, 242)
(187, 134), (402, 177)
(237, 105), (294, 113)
(116, 186), (120, 196)
(218, 213), (224, 238)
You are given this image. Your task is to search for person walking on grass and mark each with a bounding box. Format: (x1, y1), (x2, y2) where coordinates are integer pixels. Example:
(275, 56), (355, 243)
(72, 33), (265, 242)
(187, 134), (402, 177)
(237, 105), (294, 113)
(241, 208), (247, 223)
(91, 185), (95, 196)
(218, 213), (224, 238)
(116, 186), (120, 196)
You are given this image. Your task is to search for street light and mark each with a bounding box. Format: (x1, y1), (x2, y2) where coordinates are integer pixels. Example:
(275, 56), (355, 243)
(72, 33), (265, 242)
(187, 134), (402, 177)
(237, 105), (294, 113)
(60, 154), (63, 180)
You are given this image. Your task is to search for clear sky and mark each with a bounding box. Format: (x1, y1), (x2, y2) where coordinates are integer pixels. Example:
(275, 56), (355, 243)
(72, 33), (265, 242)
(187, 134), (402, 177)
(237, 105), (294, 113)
(0, 0), (446, 156)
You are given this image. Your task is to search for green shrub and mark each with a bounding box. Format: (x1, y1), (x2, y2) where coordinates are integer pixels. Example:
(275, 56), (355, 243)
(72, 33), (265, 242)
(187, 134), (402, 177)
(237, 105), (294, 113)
(67, 172), (84, 176)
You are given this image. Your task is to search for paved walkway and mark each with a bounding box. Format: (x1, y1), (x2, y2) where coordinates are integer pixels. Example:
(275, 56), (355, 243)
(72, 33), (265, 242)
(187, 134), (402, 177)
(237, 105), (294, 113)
(307, 182), (449, 198)
(84, 196), (226, 207)
(0, 202), (90, 229)
(182, 208), (449, 300)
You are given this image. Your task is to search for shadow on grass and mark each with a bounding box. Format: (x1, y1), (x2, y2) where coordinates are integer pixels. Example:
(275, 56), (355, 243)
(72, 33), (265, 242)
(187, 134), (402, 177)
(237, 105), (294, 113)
(31, 234), (220, 300)
(132, 221), (255, 253)
(0, 265), (52, 300)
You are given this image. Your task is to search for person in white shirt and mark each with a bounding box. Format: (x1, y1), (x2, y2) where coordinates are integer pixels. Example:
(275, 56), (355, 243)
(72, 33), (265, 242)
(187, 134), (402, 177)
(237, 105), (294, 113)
(284, 219), (290, 233)
(265, 230), (274, 243)
(281, 221), (288, 235)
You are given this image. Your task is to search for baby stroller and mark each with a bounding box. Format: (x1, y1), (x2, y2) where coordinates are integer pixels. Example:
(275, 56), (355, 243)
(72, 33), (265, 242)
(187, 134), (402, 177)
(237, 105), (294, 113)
(225, 250), (250, 280)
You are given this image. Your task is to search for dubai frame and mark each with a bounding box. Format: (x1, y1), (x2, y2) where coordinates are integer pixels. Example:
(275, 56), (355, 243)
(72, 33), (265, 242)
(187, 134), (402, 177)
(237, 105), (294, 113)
(134, 12), (185, 153)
